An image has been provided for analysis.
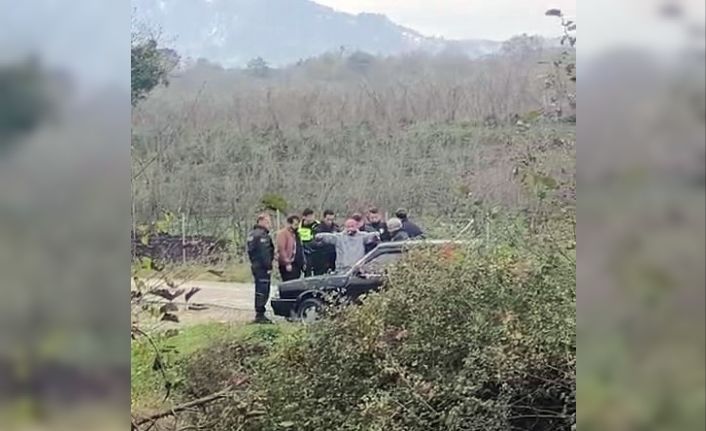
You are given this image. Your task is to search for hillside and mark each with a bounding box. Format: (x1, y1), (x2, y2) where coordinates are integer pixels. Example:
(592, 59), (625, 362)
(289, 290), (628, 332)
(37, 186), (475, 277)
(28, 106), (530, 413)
(132, 0), (503, 67)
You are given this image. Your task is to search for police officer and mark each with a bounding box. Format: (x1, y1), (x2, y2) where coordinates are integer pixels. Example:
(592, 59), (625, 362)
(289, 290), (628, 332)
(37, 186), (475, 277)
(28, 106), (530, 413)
(247, 213), (275, 324)
(313, 209), (339, 275)
(297, 208), (319, 277)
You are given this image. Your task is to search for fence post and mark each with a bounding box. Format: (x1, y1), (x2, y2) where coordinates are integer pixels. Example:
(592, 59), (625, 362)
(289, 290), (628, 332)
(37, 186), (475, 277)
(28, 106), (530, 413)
(244, 224), (248, 260)
(486, 216), (491, 244)
(181, 212), (186, 265)
(232, 216), (238, 265)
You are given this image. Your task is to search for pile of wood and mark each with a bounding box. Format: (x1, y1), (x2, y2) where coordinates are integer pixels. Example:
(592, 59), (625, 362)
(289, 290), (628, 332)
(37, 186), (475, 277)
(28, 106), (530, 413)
(131, 233), (229, 264)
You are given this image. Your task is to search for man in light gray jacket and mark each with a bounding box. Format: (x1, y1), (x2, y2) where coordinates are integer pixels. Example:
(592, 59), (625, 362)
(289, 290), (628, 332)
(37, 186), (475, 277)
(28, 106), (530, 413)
(315, 218), (380, 271)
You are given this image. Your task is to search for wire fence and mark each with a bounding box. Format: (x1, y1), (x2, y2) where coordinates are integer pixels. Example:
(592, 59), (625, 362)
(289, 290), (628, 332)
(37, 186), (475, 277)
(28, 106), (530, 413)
(132, 208), (486, 267)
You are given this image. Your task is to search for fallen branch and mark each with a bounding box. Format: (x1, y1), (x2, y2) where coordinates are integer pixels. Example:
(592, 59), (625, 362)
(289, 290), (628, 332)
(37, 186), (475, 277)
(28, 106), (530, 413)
(131, 327), (172, 400)
(453, 217), (475, 239)
(135, 387), (234, 427)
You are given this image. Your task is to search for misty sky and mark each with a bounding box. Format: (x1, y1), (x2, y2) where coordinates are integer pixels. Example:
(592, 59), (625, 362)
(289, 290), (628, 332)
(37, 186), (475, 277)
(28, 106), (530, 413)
(315, 0), (576, 40)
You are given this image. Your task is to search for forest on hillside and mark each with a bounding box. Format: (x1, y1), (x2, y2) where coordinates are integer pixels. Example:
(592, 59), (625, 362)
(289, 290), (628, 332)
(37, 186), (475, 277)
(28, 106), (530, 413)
(131, 33), (576, 247)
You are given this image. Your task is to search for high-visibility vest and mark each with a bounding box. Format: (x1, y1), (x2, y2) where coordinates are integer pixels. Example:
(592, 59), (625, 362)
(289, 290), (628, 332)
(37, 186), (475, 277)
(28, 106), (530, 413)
(298, 221), (319, 242)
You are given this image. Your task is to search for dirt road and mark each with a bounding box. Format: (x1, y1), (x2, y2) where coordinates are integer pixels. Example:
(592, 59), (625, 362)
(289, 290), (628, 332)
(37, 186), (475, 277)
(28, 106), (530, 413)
(134, 279), (280, 326)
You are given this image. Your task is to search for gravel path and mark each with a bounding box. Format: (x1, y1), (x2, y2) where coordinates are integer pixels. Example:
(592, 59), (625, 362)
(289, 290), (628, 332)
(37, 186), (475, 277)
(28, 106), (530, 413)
(133, 279), (281, 326)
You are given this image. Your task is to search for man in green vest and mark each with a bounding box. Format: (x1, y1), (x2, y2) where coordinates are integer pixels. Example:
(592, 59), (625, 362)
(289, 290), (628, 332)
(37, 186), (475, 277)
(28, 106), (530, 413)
(298, 208), (320, 277)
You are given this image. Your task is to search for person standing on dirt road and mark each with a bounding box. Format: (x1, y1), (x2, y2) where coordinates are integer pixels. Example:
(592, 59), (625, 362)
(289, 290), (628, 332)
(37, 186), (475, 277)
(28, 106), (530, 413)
(246, 213), (275, 324)
(276, 214), (304, 281)
(297, 208), (319, 277)
(315, 218), (380, 271)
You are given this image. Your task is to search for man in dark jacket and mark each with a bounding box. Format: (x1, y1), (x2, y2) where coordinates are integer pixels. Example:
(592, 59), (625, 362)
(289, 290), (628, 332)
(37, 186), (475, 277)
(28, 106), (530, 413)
(395, 208), (424, 238)
(246, 213), (275, 324)
(297, 208), (319, 277)
(364, 207), (389, 253)
(312, 209), (339, 275)
(365, 207), (389, 239)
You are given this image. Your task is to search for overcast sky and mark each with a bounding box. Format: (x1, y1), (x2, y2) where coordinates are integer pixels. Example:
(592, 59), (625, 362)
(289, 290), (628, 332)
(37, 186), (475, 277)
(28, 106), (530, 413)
(315, 0), (576, 40)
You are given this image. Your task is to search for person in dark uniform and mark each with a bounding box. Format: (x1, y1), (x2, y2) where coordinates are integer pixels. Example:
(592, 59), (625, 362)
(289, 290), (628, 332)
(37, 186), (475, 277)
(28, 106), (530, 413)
(297, 208), (320, 277)
(395, 208), (424, 238)
(312, 209), (339, 275)
(246, 213), (275, 324)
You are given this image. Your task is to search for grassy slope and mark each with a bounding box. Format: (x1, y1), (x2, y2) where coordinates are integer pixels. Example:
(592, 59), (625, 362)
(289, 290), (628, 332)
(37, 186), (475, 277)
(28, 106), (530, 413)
(131, 322), (295, 411)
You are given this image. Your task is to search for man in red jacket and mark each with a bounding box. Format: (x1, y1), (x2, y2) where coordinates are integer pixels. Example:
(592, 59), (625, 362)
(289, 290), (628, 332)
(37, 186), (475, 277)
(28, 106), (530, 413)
(276, 214), (304, 281)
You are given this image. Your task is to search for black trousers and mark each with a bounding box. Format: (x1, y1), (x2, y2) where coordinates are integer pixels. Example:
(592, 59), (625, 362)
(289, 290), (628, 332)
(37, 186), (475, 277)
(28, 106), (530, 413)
(279, 264), (302, 282)
(303, 252), (315, 277)
(313, 254), (335, 276)
(252, 267), (271, 316)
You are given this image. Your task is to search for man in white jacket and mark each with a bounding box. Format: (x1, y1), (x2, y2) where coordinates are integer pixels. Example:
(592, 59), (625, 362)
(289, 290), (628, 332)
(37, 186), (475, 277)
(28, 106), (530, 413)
(315, 218), (380, 271)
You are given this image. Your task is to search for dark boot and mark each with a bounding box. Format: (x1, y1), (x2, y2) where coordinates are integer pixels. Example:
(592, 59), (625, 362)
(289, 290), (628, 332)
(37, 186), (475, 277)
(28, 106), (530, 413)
(253, 314), (273, 324)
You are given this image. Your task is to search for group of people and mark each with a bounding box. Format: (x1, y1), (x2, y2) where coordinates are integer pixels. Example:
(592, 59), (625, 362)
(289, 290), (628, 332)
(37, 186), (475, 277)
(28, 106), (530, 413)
(246, 207), (424, 323)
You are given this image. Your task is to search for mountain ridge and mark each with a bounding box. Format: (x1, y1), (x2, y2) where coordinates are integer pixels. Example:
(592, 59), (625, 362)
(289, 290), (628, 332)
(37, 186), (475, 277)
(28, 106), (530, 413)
(132, 0), (504, 67)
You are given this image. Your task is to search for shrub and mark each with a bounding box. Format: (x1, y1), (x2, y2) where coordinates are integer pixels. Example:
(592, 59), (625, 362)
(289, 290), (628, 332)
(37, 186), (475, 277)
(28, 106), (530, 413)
(178, 325), (300, 431)
(184, 233), (576, 431)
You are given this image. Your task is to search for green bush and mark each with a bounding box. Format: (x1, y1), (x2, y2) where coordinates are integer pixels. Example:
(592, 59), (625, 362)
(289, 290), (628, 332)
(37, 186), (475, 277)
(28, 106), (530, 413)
(182, 234), (576, 431)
